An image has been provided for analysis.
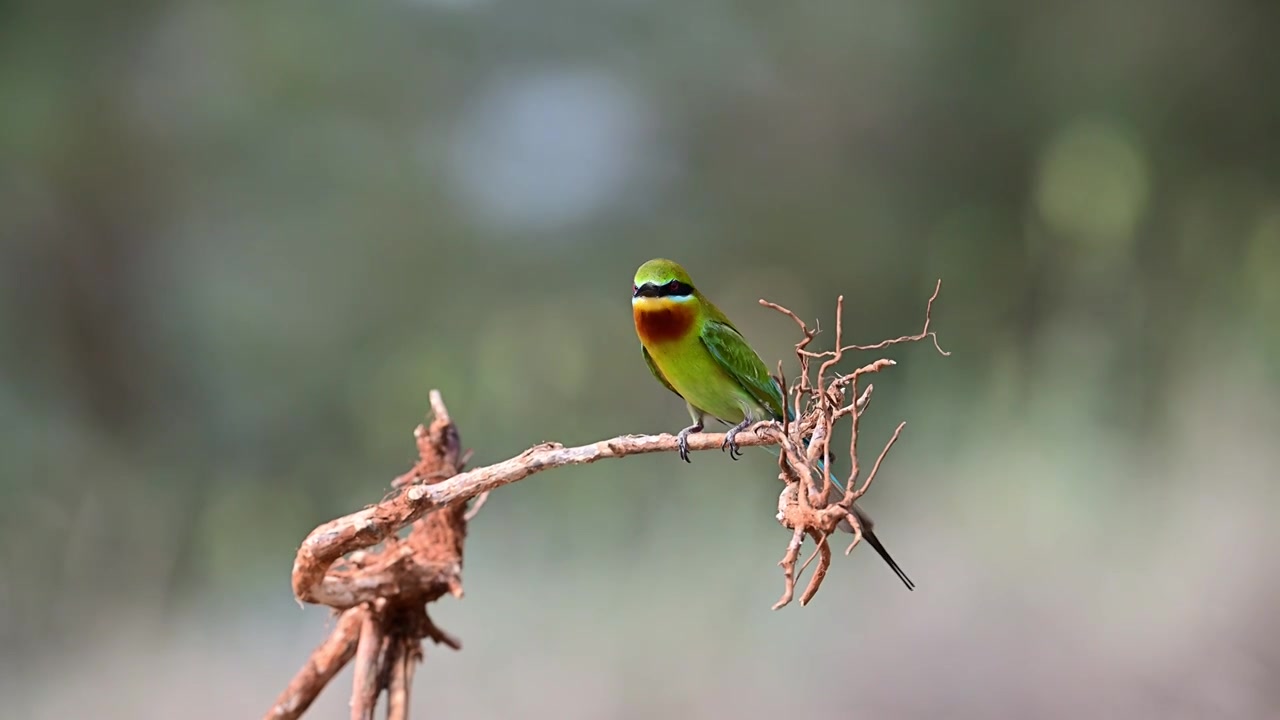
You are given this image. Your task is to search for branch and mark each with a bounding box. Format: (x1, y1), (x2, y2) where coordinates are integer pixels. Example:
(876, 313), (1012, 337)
(835, 279), (950, 355)
(385, 637), (414, 720)
(350, 608), (384, 720)
(292, 424), (788, 606)
(271, 392), (470, 720)
(759, 280), (947, 607)
(771, 526), (805, 610)
(266, 607), (367, 719)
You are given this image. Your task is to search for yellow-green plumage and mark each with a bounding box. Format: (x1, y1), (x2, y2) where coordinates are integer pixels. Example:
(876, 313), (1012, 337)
(630, 258), (915, 591)
(632, 258), (785, 429)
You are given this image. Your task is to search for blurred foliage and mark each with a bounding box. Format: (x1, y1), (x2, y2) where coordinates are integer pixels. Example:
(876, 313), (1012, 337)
(2, 0), (1279, 717)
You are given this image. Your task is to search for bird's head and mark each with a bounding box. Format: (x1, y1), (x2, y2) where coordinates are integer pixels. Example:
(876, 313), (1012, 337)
(632, 258), (696, 302)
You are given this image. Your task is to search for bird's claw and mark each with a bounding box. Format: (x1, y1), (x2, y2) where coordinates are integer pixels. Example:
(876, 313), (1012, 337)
(676, 423), (702, 464)
(720, 435), (743, 460)
(722, 419), (751, 461)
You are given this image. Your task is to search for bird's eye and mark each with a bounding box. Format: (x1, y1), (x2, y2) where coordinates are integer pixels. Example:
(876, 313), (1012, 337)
(665, 280), (679, 291)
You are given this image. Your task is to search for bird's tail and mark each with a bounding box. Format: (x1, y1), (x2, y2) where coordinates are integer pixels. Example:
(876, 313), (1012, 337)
(760, 443), (915, 591)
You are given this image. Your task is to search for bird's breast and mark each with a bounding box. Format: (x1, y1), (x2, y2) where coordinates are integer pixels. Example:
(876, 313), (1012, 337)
(633, 299), (697, 345)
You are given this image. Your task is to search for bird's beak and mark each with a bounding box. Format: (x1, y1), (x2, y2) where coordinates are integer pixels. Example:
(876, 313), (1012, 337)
(633, 283), (658, 298)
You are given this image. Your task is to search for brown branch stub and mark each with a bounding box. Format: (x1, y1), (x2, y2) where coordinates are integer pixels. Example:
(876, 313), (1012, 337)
(799, 534), (832, 606)
(270, 392), (472, 720)
(772, 526), (805, 611)
(385, 636), (414, 720)
(350, 607), (384, 720)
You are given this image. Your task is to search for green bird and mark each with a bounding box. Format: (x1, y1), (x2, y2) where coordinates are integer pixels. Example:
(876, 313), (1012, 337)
(631, 258), (914, 590)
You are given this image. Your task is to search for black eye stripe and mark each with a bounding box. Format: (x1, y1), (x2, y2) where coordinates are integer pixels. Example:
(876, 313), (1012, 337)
(661, 280), (693, 296)
(633, 281), (694, 298)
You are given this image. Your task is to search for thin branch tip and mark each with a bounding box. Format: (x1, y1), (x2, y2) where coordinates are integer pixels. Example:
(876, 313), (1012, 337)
(428, 388), (450, 423)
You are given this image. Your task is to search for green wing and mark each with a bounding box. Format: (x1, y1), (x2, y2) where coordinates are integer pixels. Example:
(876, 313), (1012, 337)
(699, 320), (787, 421)
(642, 346), (683, 399)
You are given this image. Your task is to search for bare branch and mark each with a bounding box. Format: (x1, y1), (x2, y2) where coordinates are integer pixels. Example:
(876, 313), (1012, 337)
(462, 490), (490, 523)
(854, 422), (906, 504)
(428, 389), (450, 424)
(842, 510), (865, 558)
(265, 607), (367, 720)
(799, 535), (832, 606)
(758, 299), (822, 360)
(272, 391), (471, 720)
(292, 424), (787, 606)
(759, 282), (946, 607)
(855, 384), (874, 415)
(351, 608), (384, 720)
(816, 295), (845, 385)
(385, 638), (413, 720)
(772, 527), (805, 611)
(837, 279), (950, 356)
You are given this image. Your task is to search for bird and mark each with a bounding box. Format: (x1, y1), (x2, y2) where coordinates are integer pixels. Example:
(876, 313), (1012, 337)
(630, 257), (914, 590)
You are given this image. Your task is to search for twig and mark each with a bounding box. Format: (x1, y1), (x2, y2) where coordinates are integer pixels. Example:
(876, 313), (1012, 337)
(422, 612), (462, 650)
(385, 638), (413, 720)
(842, 422), (905, 556)
(266, 607), (368, 719)
(854, 422), (906, 504)
(772, 527), (805, 611)
(816, 295), (846, 385)
(428, 389), (450, 424)
(835, 279), (950, 355)
(799, 534), (832, 606)
(351, 608), (385, 720)
(463, 491), (490, 522)
(798, 530), (827, 577)
(759, 280), (946, 608)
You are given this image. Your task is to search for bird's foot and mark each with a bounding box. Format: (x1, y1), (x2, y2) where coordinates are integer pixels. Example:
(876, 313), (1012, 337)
(722, 418), (752, 460)
(676, 423), (703, 463)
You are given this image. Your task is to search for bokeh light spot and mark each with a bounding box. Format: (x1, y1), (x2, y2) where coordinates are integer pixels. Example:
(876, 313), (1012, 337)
(446, 68), (651, 235)
(1034, 118), (1149, 252)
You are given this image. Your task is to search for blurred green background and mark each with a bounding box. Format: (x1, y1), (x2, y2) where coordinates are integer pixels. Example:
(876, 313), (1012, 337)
(3, 1), (1279, 717)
